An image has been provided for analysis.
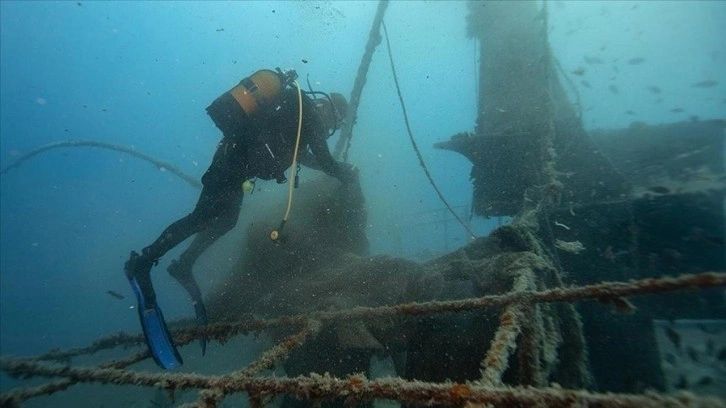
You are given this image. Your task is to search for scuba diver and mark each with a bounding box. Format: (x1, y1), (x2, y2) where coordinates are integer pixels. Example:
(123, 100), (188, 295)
(124, 68), (356, 369)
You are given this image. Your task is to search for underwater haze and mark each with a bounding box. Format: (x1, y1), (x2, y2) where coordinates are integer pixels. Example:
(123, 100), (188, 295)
(1, 0), (725, 402)
(0, 0), (482, 366)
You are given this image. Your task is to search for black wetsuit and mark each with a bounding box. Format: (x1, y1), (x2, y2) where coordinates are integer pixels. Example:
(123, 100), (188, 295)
(138, 87), (349, 286)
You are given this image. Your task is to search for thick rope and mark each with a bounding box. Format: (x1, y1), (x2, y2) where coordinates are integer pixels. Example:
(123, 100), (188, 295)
(2, 271), (724, 406)
(7, 271), (724, 364)
(3, 363), (725, 408)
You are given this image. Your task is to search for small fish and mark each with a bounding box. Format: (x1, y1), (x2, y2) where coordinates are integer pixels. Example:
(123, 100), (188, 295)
(717, 347), (726, 362)
(216, 28), (225, 32)
(609, 84), (619, 94)
(302, 59), (308, 64)
(628, 57), (645, 65)
(692, 80), (718, 88)
(674, 375), (688, 389)
(696, 376), (714, 386)
(580, 80), (592, 89)
(646, 85), (661, 94)
(571, 67), (586, 76)
(697, 323), (721, 335)
(686, 346), (699, 362)
(584, 56), (604, 65)
(106, 290), (124, 300)
(648, 186), (670, 194)
(670, 108), (685, 113)
(706, 339), (714, 355)
(686, 229), (726, 247)
(665, 326), (681, 350)
(701, 235), (725, 247)
(625, 110), (635, 115)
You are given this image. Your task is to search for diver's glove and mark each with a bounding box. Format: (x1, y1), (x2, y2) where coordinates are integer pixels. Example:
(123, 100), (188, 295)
(336, 161), (359, 184)
(125, 251), (183, 370)
(168, 260), (208, 356)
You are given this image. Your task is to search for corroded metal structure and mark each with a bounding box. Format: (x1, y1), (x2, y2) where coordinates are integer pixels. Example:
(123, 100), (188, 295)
(436, 0), (726, 396)
(437, 1), (628, 216)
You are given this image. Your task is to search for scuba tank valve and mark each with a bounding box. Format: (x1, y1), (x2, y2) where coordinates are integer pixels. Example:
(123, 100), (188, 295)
(276, 67), (298, 89)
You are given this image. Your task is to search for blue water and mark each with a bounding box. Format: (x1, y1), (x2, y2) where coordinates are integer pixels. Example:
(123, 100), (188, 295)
(0, 0), (724, 397)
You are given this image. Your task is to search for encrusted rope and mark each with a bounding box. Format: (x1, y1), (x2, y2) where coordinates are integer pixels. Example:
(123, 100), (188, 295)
(2, 272), (724, 407)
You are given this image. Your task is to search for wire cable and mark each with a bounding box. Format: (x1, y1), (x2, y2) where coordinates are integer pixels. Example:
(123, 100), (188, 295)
(381, 20), (477, 240)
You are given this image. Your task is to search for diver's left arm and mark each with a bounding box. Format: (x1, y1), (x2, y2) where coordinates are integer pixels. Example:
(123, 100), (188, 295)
(300, 98), (356, 183)
(305, 135), (356, 183)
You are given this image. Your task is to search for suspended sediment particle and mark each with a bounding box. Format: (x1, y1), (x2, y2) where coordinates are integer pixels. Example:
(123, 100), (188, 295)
(584, 56), (604, 65)
(692, 80), (718, 88)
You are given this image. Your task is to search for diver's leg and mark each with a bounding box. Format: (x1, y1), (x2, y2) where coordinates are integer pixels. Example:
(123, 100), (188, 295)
(125, 203), (212, 283)
(124, 186), (235, 306)
(124, 128), (247, 368)
(122, 205), (214, 370)
(126, 135), (247, 287)
(124, 212), (206, 302)
(167, 193), (243, 299)
(168, 212), (238, 276)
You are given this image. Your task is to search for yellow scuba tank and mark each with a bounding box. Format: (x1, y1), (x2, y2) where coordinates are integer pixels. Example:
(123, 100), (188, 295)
(206, 68), (298, 136)
(230, 69), (284, 116)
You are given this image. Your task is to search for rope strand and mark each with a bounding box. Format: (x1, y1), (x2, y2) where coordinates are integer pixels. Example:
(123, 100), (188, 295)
(381, 20), (477, 240)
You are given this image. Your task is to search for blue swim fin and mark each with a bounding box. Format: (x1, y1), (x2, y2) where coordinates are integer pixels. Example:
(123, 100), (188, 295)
(129, 276), (183, 370)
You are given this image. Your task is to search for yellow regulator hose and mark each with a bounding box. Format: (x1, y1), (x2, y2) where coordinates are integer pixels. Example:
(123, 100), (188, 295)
(270, 81), (304, 241)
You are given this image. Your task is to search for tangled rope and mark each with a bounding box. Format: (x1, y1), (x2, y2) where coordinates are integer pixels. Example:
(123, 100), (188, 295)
(2, 271), (724, 407)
